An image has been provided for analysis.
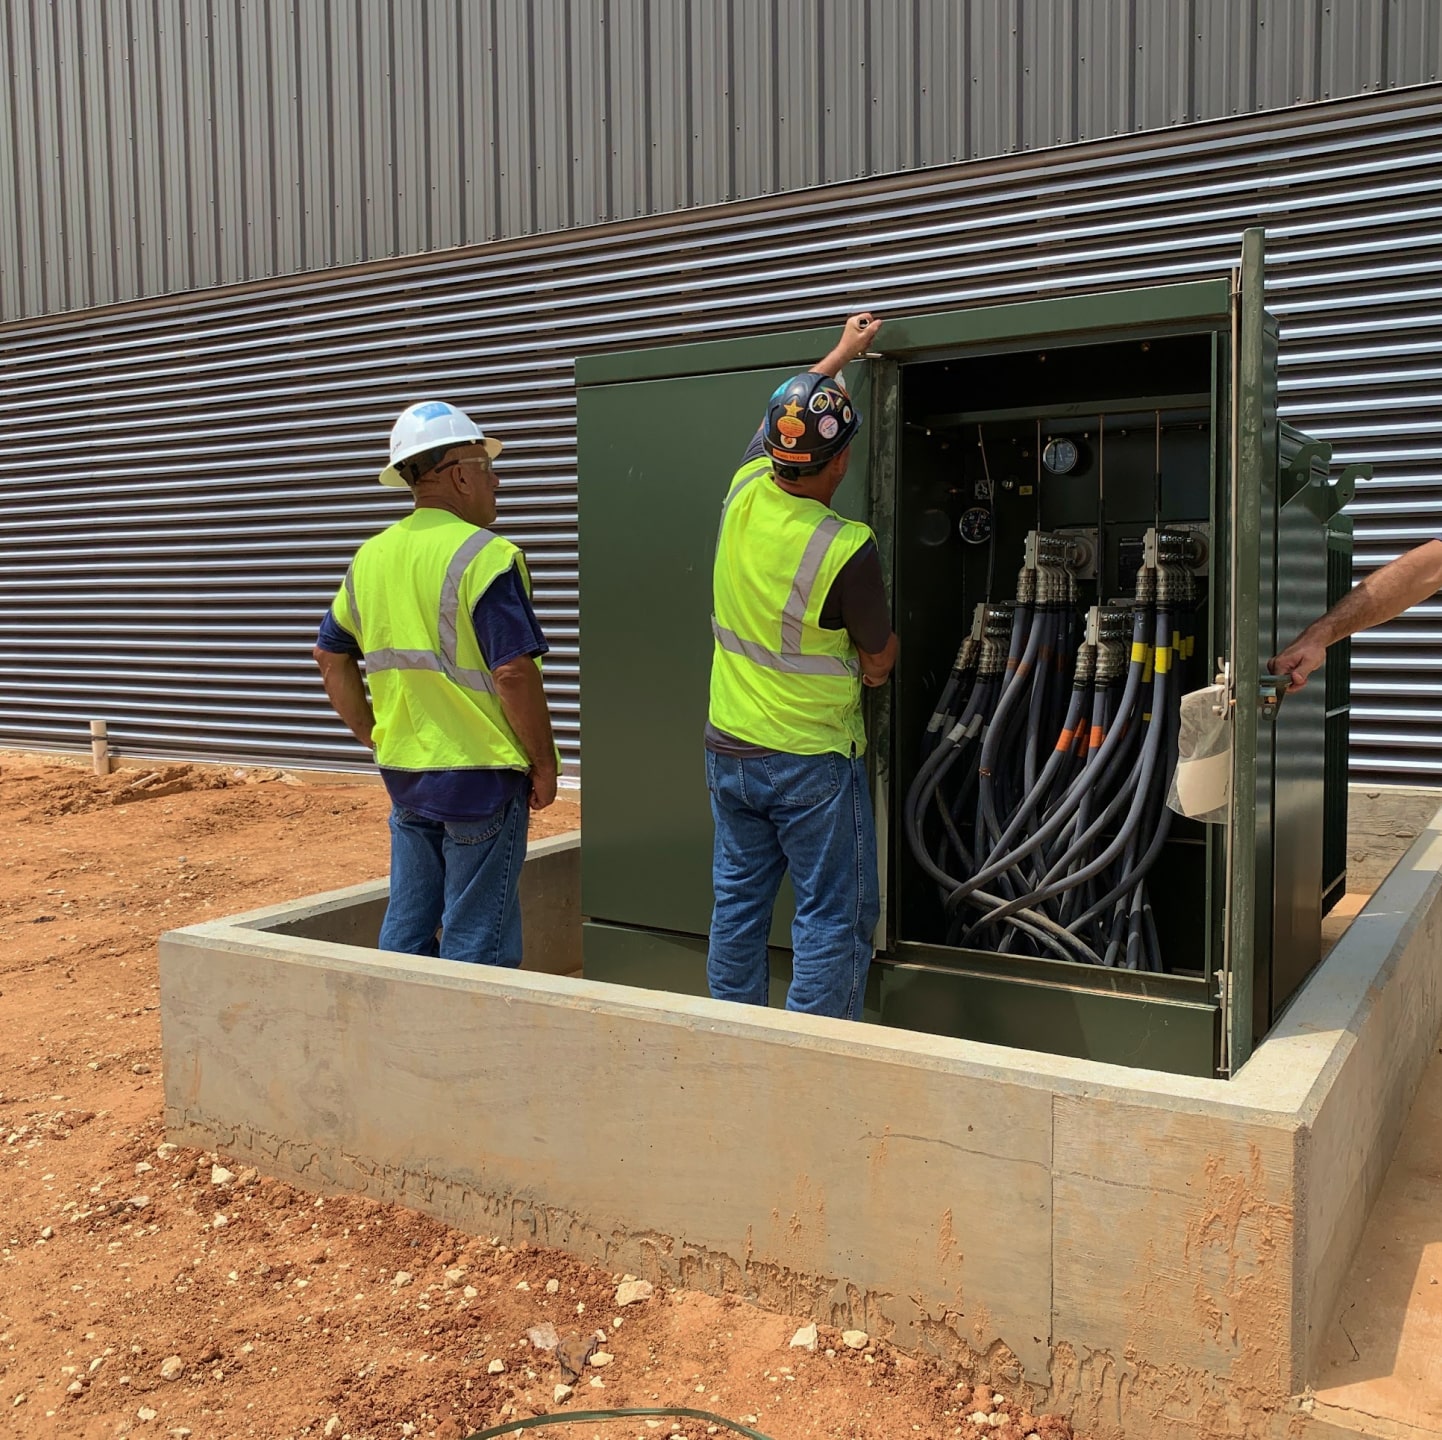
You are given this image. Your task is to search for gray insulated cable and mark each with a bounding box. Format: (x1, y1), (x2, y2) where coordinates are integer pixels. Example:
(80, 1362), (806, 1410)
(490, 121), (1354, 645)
(944, 604), (1152, 918)
(905, 530), (1193, 969)
(960, 609), (1175, 942)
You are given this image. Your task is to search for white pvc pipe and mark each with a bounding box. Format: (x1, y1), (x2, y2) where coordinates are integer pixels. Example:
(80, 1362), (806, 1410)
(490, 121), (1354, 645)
(89, 719), (109, 777)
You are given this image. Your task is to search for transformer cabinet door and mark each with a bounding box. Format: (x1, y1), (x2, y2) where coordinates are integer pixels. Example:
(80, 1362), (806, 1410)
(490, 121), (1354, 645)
(1223, 226), (1281, 1073)
(576, 349), (873, 956)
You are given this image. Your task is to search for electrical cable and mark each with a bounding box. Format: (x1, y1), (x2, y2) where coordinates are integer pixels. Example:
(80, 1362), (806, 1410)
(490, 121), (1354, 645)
(963, 608), (1175, 937)
(907, 500), (1198, 970)
(465, 1407), (777, 1440)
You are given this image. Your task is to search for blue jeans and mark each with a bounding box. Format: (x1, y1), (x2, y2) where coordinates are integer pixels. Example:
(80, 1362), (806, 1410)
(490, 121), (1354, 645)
(705, 748), (879, 1020)
(378, 797), (528, 966)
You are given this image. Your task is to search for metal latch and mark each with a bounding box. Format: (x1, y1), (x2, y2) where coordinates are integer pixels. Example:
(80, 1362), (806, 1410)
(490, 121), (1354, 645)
(1213, 659), (1233, 716)
(1259, 674), (1288, 722)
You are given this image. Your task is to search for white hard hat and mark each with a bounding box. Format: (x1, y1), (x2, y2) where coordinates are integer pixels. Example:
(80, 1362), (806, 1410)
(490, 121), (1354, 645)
(379, 400), (503, 488)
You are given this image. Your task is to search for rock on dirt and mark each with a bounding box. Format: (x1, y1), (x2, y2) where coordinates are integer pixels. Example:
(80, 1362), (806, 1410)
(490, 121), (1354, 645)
(615, 1278), (654, 1306)
(527, 1322), (561, 1352)
(842, 1329), (870, 1349)
(790, 1322), (819, 1350)
(556, 1332), (598, 1380)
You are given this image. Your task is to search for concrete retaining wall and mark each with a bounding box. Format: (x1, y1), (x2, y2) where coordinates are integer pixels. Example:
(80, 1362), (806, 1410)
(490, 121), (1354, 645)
(158, 810), (1442, 1440)
(225, 830), (581, 976)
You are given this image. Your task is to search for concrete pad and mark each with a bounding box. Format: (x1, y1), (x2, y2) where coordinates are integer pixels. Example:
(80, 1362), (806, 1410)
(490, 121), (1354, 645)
(1322, 893), (1370, 959)
(1345, 785), (1442, 895)
(159, 806), (1442, 1439)
(1053, 1098), (1297, 1395)
(1308, 1029), (1442, 1439)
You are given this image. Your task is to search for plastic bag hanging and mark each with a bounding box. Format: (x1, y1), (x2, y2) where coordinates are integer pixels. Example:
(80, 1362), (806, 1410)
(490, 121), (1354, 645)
(1167, 683), (1232, 824)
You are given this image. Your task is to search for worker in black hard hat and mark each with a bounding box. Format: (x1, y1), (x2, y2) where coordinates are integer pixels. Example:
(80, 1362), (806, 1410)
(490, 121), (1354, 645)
(1272, 538), (1442, 690)
(705, 312), (899, 1021)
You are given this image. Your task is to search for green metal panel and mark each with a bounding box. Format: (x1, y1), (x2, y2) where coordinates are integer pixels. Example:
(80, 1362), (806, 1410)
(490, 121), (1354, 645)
(583, 921), (1203, 1067)
(583, 920), (884, 1020)
(879, 961), (1219, 1078)
(1323, 515), (1355, 914)
(577, 363), (872, 947)
(1270, 447), (1330, 1017)
(1228, 228), (1280, 1070)
(577, 254), (1343, 1079)
(575, 281), (1234, 386)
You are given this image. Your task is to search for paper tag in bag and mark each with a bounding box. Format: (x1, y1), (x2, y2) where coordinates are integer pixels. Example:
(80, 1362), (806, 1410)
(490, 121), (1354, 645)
(1174, 749), (1231, 817)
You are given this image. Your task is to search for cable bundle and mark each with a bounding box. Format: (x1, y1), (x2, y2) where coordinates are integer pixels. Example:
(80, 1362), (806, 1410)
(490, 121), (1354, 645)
(903, 530), (1197, 971)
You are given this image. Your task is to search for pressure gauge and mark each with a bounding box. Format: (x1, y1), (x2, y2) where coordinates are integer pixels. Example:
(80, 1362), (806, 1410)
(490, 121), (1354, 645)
(959, 507), (993, 545)
(1042, 436), (1080, 475)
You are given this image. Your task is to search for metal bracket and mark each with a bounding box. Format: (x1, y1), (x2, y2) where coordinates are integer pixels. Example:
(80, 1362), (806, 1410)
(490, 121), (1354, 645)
(1259, 674), (1288, 723)
(1144, 523), (1211, 576)
(1216, 969), (1232, 1079)
(1213, 659), (1234, 716)
(1326, 462), (1370, 518)
(1054, 526), (1099, 579)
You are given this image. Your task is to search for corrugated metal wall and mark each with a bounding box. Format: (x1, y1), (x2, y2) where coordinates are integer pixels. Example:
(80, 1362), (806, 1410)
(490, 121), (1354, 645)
(1, 86), (1440, 780)
(4, 0), (1442, 322)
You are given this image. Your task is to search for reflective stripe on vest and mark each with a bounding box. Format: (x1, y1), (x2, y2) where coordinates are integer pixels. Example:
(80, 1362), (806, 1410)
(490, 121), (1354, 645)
(711, 617), (855, 675)
(344, 533), (498, 694)
(710, 511), (858, 678)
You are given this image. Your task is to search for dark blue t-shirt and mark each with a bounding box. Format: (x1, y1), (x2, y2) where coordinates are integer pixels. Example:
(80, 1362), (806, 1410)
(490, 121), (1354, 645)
(316, 560), (549, 821)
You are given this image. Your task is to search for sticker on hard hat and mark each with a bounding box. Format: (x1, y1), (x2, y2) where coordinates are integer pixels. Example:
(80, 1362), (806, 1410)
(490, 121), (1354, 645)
(842, 406), (853, 424)
(412, 401), (453, 421)
(771, 448), (812, 463)
(776, 416), (807, 438)
(809, 391), (832, 413)
(781, 399), (804, 419)
(817, 414), (839, 440)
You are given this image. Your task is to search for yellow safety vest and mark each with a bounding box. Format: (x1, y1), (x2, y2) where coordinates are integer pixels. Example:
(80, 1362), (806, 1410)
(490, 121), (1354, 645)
(329, 509), (535, 774)
(709, 456), (873, 756)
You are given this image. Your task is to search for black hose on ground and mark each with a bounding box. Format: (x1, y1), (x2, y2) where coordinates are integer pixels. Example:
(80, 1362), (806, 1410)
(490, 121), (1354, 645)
(466, 1408), (777, 1440)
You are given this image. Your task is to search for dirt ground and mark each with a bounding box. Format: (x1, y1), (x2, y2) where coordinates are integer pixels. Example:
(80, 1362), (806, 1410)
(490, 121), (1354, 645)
(0, 755), (1079, 1440)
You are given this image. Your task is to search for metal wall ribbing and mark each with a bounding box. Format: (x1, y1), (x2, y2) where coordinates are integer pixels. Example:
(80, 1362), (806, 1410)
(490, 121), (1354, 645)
(1, 87), (1441, 780)
(3, 0), (1442, 322)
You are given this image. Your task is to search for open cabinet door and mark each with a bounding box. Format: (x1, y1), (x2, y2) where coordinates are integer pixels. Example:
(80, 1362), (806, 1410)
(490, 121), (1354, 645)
(1224, 227), (1280, 1073)
(577, 358), (874, 951)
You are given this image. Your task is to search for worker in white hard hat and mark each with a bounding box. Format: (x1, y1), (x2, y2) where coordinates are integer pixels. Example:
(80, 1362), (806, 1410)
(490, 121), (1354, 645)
(313, 400), (558, 967)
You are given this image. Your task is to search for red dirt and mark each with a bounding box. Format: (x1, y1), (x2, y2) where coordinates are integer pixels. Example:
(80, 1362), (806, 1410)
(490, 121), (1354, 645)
(0, 755), (1078, 1440)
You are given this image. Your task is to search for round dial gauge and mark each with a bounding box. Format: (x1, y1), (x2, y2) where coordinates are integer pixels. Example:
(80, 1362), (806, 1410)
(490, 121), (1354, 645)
(1042, 436), (1080, 474)
(958, 506), (993, 545)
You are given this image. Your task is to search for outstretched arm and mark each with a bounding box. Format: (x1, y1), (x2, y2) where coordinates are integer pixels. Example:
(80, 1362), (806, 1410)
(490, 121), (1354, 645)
(1270, 539), (1442, 691)
(812, 312), (881, 379)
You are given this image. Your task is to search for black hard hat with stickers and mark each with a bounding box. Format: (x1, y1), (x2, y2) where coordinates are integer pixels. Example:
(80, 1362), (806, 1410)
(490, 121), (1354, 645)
(762, 372), (861, 473)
